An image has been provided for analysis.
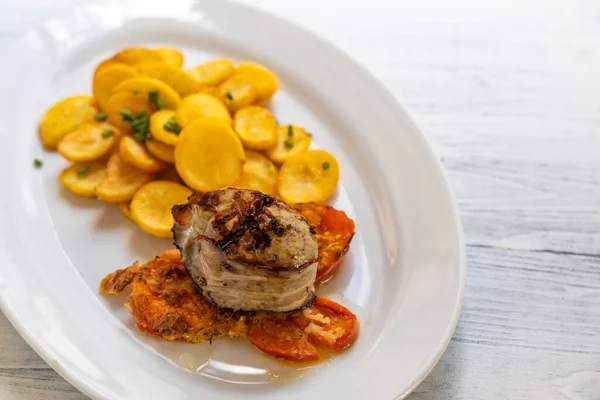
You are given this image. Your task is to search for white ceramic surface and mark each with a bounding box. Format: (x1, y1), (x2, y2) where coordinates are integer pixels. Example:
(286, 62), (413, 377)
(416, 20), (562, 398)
(0, 1), (465, 399)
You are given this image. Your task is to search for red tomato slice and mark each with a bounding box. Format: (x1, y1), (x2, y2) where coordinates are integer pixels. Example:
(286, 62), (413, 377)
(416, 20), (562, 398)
(248, 315), (319, 362)
(294, 203), (355, 284)
(296, 297), (359, 351)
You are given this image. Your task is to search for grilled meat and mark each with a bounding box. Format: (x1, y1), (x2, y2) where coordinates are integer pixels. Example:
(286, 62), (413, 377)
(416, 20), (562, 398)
(172, 189), (319, 312)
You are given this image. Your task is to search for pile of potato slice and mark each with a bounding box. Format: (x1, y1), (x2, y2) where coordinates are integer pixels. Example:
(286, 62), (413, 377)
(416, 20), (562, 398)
(38, 47), (340, 238)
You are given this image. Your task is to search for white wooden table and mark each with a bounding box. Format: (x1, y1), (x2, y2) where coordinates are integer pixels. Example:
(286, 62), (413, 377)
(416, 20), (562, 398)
(2, 0), (600, 398)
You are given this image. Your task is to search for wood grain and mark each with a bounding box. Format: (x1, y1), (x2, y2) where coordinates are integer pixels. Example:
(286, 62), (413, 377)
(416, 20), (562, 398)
(1, 0), (600, 399)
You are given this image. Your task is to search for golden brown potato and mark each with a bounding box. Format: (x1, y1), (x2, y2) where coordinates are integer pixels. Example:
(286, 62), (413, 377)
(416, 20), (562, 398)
(58, 122), (120, 162)
(104, 92), (153, 131)
(149, 110), (180, 146)
(59, 162), (107, 197)
(155, 48), (184, 67)
(119, 202), (134, 220)
(217, 75), (257, 112)
(187, 58), (234, 86)
(93, 63), (137, 111)
(96, 152), (155, 203)
(235, 62), (279, 103)
(232, 150), (278, 196)
(175, 93), (231, 127)
(133, 62), (200, 96)
(146, 139), (175, 163)
(278, 150), (339, 204)
(119, 136), (166, 173)
(112, 47), (165, 65)
(265, 125), (312, 164)
(130, 181), (192, 238)
(175, 118), (245, 192)
(112, 77), (181, 110)
(233, 106), (277, 150)
(39, 95), (99, 150)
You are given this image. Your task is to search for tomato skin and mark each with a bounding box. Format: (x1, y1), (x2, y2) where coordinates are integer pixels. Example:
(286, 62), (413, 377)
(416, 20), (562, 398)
(319, 206), (355, 234)
(248, 316), (319, 362)
(296, 297), (359, 351)
(294, 203), (355, 284)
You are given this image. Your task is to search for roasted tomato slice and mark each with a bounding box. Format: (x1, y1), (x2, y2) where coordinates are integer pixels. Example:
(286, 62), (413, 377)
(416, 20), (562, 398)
(294, 203), (355, 284)
(295, 297), (359, 351)
(249, 314), (319, 362)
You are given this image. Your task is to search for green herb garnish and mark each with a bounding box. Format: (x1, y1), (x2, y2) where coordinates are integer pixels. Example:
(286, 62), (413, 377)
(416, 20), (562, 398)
(131, 112), (151, 142)
(287, 125), (293, 137)
(284, 139), (294, 149)
(149, 91), (165, 109)
(225, 92), (234, 101)
(33, 159), (43, 168)
(77, 165), (90, 175)
(101, 129), (114, 138)
(95, 112), (108, 121)
(120, 109), (134, 122)
(163, 117), (180, 134)
(322, 161), (330, 170)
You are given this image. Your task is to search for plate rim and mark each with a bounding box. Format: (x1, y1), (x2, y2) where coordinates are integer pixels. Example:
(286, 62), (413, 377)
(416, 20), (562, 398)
(0, 1), (466, 399)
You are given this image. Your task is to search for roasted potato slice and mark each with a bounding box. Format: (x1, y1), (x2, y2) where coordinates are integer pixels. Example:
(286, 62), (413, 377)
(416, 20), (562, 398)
(278, 149), (339, 204)
(197, 86), (217, 96)
(233, 106), (277, 150)
(93, 58), (119, 79)
(187, 58), (234, 86)
(119, 202), (134, 220)
(175, 93), (231, 127)
(93, 63), (137, 112)
(265, 125), (311, 164)
(150, 110), (180, 146)
(96, 152), (155, 203)
(217, 75), (257, 112)
(119, 136), (166, 173)
(133, 62), (200, 96)
(235, 62), (279, 103)
(155, 48), (184, 67)
(157, 164), (184, 184)
(113, 77), (181, 110)
(130, 181), (193, 238)
(58, 122), (119, 162)
(112, 47), (165, 65)
(232, 150), (278, 196)
(175, 118), (245, 192)
(146, 139), (175, 163)
(39, 95), (99, 150)
(105, 92), (153, 131)
(59, 162), (107, 197)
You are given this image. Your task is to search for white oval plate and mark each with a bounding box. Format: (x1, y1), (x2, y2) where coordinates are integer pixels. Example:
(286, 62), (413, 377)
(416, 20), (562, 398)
(0, 1), (465, 399)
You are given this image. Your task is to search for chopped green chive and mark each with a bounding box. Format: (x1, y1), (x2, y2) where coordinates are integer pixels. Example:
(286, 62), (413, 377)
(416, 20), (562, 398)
(131, 112), (151, 142)
(33, 159), (43, 168)
(225, 92), (234, 101)
(275, 118), (279, 125)
(163, 117), (181, 134)
(287, 125), (294, 137)
(284, 139), (294, 149)
(77, 165), (90, 175)
(120, 109), (133, 122)
(95, 112), (108, 121)
(101, 129), (114, 138)
(322, 161), (330, 170)
(132, 90), (139, 94)
(149, 91), (165, 109)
